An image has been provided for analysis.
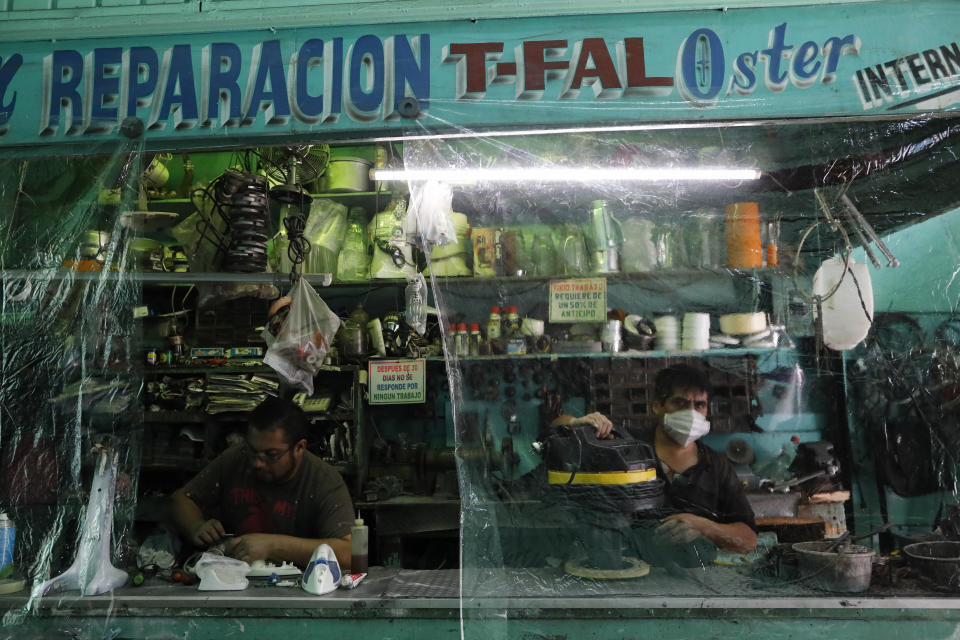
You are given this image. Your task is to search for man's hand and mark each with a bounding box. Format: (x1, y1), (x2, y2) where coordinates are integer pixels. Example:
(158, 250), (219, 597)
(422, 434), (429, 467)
(655, 513), (711, 545)
(189, 519), (227, 546)
(572, 412), (613, 438)
(225, 533), (275, 564)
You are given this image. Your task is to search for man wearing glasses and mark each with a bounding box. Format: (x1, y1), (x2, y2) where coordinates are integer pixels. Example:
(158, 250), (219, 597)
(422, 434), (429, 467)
(171, 397), (354, 568)
(552, 363), (757, 558)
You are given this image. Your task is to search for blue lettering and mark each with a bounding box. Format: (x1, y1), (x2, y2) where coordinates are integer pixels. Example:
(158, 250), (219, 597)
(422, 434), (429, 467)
(730, 51), (757, 95)
(294, 38), (325, 119)
(348, 35), (384, 119)
(48, 49), (83, 131)
(0, 54), (23, 128)
(821, 34), (860, 84)
(676, 28), (724, 106)
(126, 46), (158, 116)
(90, 47), (122, 126)
(244, 40), (290, 123)
(329, 38), (343, 119)
(760, 23), (793, 91)
(386, 34), (429, 117)
(156, 44), (199, 128)
(207, 42), (242, 123)
(791, 40), (821, 87)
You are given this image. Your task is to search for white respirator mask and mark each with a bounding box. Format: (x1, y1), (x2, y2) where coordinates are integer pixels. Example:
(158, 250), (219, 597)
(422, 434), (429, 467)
(662, 409), (710, 446)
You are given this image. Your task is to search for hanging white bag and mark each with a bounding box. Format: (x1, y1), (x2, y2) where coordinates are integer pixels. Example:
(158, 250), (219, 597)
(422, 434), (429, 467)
(263, 278), (341, 394)
(812, 256), (874, 351)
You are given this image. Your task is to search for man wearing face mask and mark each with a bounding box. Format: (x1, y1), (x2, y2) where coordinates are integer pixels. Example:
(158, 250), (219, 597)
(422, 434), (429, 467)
(171, 397), (355, 568)
(552, 363), (757, 555)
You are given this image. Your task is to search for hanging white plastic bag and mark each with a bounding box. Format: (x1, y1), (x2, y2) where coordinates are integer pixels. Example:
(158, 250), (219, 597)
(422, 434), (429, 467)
(405, 272), (428, 335)
(304, 199), (348, 274)
(813, 255), (874, 351)
(263, 278), (341, 394)
(408, 180), (457, 247)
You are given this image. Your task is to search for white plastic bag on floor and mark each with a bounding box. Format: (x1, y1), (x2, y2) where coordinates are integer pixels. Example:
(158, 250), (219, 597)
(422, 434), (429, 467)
(264, 278), (341, 394)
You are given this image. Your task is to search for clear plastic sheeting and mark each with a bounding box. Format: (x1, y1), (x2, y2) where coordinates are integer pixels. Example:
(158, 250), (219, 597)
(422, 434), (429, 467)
(407, 115), (960, 628)
(0, 144), (147, 623)
(0, 116), (960, 638)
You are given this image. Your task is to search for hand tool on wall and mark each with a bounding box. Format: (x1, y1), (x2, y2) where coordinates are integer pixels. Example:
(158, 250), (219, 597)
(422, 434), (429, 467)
(838, 193), (900, 267)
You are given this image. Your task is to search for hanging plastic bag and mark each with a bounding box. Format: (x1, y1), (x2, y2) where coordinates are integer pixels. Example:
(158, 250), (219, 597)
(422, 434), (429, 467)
(424, 211), (471, 277)
(405, 272), (428, 335)
(303, 199), (348, 274)
(336, 207), (371, 282)
(263, 278), (341, 394)
(171, 189), (229, 272)
(408, 180), (457, 247)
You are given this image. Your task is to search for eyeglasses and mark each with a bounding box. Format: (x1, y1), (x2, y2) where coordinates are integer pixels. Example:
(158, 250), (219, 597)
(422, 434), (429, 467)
(243, 443), (293, 463)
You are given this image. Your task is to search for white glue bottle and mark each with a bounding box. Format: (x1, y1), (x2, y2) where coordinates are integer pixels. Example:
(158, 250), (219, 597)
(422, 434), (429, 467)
(351, 513), (368, 574)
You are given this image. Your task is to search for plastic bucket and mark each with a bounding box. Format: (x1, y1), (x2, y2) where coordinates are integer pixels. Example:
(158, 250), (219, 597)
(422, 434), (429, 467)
(725, 202), (762, 268)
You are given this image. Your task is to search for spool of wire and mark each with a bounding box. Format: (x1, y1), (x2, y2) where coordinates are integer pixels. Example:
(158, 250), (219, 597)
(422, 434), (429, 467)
(224, 175), (270, 273)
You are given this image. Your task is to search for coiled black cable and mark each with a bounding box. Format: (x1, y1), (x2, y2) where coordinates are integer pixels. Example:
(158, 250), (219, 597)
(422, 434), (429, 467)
(224, 175), (270, 273)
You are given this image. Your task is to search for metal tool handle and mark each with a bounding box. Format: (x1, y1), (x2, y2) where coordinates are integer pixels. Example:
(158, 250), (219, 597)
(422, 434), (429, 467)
(814, 189), (881, 268)
(840, 193), (901, 267)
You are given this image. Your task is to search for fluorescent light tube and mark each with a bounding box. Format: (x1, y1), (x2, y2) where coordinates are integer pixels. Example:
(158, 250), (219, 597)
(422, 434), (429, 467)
(374, 167), (761, 183)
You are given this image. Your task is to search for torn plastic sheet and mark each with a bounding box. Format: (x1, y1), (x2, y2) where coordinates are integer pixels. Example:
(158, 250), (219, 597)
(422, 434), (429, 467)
(0, 116), (959, 638)
(407, 115), (960, 638)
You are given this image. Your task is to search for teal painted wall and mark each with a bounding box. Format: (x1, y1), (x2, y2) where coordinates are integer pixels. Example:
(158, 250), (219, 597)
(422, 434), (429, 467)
(0, 0), (898, 42)
(855, 207), (960, 314)
(847, 207), (960, 538)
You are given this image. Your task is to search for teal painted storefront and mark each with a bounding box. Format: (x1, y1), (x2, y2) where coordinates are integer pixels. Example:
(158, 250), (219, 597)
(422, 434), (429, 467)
(2, 1), (960, 638)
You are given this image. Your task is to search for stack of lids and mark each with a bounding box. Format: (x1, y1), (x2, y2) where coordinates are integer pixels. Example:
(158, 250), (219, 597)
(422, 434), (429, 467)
(654, 315), (679, 352)
(682, 312), (711, 351)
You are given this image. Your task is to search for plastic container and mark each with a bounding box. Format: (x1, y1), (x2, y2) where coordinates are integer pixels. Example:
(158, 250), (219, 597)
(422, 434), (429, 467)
(903, 541), (960, 590)
(0, 513), (14, 574)
(445, 323), (457, 356)
(505, 306), (520, 337)
(725, 201), (763, 268)
(813, 256), (874, 351)
(487, 306), (501, 341)
(350, 514), (369, 574)
(469, 323), (482, 356)
(456, 323), (469, 356)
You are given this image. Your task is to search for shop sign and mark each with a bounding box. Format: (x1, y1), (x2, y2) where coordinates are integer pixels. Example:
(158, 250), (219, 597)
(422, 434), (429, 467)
(368, 358), (425, 405)
(549, 278), (607, 323)
(1, 2), (960, 147)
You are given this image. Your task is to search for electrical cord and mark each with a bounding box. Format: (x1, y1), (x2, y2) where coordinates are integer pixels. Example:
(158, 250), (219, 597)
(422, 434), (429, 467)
(283, 213), (311, 284)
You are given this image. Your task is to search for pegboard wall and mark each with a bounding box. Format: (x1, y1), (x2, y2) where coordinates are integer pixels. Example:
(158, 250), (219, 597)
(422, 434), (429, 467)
(584, 356), (759, 435)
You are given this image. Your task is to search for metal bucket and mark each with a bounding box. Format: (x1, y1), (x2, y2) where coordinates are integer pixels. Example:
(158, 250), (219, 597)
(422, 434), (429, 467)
(318, 157), (371, 193)
(792, 541), (874, 592)
(903, 541), (960, 590)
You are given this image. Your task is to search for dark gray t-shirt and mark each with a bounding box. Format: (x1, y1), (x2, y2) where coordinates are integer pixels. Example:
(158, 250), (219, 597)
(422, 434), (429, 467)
(183, 446), (354, 539)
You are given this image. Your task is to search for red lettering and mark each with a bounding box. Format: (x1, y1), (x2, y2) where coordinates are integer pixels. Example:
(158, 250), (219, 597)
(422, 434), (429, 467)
(447, 42), (504, 95)
(569, 38), (622, 90)
(624, 37), (673, 88)
(522, 40), (569, 92)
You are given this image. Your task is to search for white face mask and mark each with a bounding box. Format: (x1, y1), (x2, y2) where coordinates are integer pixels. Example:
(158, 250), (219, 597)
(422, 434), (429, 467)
(662, 409), (710, 446)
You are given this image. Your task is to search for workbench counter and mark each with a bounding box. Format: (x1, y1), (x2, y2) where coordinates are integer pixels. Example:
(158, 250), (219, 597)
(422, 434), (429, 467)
(1, 567), (959, 640)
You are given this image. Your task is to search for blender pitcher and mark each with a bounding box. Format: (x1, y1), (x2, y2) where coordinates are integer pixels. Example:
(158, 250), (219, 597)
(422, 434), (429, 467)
(586, 200), (623, 273)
